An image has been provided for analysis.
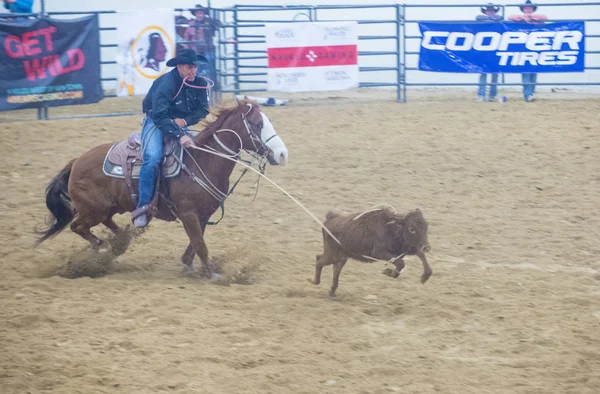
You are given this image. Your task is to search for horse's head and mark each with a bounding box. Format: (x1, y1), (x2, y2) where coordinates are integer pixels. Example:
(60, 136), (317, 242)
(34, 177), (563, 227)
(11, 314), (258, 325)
(236, 97), (288, 166)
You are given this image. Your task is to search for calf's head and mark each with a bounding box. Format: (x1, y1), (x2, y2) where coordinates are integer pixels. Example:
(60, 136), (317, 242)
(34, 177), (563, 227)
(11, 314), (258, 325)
(389, 208), (430, 253)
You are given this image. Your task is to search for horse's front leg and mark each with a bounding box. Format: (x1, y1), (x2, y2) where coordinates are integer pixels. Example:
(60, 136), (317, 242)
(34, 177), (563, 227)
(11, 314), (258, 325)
(180, 243), (195, 274)
(179, 213), (216, 279)
(180, 219), (208, 273)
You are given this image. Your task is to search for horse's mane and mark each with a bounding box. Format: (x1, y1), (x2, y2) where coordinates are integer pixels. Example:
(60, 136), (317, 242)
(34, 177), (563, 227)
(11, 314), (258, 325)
(193, 98), (253, 147)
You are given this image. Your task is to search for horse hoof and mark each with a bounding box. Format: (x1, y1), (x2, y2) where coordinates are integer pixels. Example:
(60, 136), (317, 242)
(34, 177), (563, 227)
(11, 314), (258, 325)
(209, 273), (222, 281)
(92, 240), (105, 251)
(180, 265), (196, 276)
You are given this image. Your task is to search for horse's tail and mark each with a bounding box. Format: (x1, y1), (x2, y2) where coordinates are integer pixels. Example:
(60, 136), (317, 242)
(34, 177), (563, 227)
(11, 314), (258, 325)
(35, 159), (76, 245)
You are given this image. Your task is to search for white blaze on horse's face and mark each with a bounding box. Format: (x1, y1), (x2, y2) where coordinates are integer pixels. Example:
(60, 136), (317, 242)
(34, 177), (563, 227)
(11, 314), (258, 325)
(260, 112), (288, 166)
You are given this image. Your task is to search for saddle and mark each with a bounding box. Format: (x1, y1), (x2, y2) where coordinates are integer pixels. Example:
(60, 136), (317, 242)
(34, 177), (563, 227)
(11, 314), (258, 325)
(102, 132), (184, 207)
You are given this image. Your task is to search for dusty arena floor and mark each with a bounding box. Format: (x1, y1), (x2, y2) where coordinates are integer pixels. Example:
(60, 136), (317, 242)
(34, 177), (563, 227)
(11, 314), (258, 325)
(1, 89), (599, 393)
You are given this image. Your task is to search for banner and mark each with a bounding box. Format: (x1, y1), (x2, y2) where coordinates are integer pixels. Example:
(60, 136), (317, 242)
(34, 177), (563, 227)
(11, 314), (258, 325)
(418, 21), (585, 73)
(116, 9), (176, 96)
(266, 21), (359, 92)
(0, 16), (102, 112)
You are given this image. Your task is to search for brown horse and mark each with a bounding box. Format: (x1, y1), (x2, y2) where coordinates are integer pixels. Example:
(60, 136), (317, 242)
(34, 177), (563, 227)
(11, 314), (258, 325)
(35, 97), (289, 278)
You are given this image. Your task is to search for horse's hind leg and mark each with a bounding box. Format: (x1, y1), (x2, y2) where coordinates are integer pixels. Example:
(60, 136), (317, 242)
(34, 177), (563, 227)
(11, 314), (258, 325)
(103, 216), (121, 235)
(69, 195), (112, 248)
(103, 215), (135, 257)
(70, 212), (106, 248)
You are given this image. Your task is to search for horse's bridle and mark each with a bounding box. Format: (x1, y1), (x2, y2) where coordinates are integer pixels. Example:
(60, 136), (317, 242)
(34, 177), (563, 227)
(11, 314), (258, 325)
(211, 103), (270, 160)
(179, 103), (277, 215)
(241, 103), (277, 158)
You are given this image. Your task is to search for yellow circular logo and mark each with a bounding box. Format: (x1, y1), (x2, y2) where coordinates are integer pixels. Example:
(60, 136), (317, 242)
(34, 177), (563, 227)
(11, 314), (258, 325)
(130, 25), (175, 80)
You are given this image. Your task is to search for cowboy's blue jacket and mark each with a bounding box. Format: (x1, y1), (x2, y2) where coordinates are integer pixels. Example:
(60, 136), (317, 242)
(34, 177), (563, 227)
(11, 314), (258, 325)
(142, 68), (210, 139)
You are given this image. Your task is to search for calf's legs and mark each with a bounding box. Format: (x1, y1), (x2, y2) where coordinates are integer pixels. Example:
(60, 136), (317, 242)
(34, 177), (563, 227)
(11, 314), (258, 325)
(329, 258), (348, 297)
(311, 250), (348, 297)
(383, 258), (405, 279)
(417, 251), (433, 284)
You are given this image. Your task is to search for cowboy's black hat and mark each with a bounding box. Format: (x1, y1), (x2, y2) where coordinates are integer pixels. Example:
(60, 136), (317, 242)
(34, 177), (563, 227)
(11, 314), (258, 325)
(481, 3), (500, 14)
(192, 4), (207, 12)
(520, 0), (538, 12)
(166, 48), (208, 67)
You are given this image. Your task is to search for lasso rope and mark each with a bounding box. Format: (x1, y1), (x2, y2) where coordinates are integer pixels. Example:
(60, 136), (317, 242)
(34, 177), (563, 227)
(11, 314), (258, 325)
(186, 143), (405, 265)
(182, 128), (265, 206)
(173, 74), (215, 102)
(170, 77), (405, 267)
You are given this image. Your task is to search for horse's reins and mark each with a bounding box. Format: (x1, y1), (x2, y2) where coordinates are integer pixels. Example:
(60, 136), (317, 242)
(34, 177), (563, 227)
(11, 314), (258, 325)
(178, 128), (266, 205)
(172, 74), (269, 206)
(172, 105), (271, 223)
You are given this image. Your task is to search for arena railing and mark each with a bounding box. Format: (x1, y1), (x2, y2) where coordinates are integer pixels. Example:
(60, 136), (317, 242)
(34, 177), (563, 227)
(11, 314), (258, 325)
(11, 8), (221, 120)
(215, 4), (403, 102)
(400, 2), (600, 102)
(24, 10), (140, 120)
(1, 2), (597, 121)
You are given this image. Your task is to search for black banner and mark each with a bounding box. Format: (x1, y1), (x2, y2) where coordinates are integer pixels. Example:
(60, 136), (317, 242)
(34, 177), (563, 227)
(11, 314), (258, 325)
(0, 15), (103, 111)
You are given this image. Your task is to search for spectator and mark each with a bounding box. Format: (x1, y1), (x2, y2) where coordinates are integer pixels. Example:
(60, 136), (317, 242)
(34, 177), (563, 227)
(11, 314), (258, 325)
(475, 3), (503, 102)
(183, 4), (221, 87)
(3, 0), (33, 14)
(509, 0), (548, 102)
(184, 4), (220, 57)
(175, 15), (190, 53)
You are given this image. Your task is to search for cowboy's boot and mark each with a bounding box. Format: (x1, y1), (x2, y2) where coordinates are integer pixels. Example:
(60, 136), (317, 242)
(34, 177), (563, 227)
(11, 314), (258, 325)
(132, 206), (149, 228)
(133, 213), (148, 228)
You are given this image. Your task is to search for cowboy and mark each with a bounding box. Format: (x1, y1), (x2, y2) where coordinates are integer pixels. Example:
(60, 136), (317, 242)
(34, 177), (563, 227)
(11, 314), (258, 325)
(132, 48), (210, 228)
(509, 0), (548, 102)
(475, 3), (503, 102)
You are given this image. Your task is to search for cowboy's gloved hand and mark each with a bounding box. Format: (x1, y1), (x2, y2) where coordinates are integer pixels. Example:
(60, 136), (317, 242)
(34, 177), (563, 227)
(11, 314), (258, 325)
(174, 118), (187, 128)
(180, 135), (195, 148)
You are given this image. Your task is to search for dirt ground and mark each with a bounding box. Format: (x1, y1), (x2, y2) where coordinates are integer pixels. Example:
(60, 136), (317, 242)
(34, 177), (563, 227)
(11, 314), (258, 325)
(1, 89), (599, 394)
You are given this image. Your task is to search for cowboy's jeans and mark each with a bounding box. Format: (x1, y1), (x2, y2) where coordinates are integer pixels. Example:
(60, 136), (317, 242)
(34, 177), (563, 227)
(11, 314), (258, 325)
(522, 73), (537, 99)
(137, 116), (163, 209)
(478, 73), (499, 99)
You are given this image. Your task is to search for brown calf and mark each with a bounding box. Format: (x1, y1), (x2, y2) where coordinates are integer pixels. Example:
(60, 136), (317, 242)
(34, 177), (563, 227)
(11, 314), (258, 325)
(311, 208), (432, 296)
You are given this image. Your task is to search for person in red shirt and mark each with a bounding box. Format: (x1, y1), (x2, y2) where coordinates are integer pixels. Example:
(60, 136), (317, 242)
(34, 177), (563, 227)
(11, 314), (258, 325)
(508, 0), (548, 102)
(183, 4), (221, 88)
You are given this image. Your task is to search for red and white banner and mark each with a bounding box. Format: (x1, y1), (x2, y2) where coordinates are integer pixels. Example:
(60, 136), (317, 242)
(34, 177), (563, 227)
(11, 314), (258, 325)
(266, 22), (359, 92)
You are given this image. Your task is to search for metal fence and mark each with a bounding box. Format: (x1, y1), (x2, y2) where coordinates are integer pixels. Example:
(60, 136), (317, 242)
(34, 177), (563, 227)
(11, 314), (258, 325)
(400, 2), (600, 100)
(217, 2), (600, 103)
(0, 2), (598, 120)
(214, 4), (403, 101)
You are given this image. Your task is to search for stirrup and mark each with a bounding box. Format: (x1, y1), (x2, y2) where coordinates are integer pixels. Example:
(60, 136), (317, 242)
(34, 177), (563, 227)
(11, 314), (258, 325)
(132, 205), (153, 226)
(133, 214), (148, 228)
(132, 205), (149, 220)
